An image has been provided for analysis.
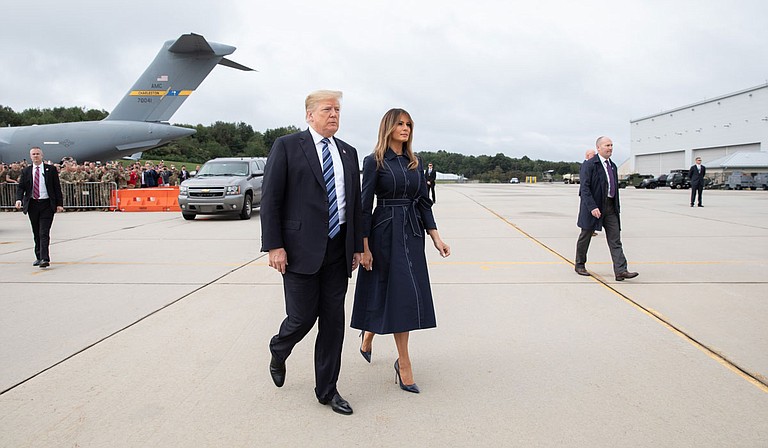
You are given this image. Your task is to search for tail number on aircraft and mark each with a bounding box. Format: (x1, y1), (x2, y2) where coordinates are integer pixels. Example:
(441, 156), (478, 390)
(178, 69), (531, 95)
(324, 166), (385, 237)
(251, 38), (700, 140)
(137, 98), (153, 103)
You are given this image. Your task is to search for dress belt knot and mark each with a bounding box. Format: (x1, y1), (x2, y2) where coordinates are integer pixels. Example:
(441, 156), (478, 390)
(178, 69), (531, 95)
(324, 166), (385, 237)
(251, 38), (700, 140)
(377, 196), (432, 237)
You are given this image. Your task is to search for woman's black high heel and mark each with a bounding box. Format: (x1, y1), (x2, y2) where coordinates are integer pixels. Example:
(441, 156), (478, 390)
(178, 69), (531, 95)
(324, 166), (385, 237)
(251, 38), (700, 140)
(359, 330), (371, 363)
(394, 359), (420, 393)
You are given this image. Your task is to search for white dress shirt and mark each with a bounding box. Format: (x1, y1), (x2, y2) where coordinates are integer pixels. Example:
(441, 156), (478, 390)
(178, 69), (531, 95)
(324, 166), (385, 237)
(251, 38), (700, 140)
(32, 163), (50, 200)
(597, 154), (614, 198)
(307, 127), (346, 225)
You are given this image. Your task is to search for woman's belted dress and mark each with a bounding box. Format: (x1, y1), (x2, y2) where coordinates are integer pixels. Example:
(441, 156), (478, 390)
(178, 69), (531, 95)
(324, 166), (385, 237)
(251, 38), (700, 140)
(351, 149), (438, 334)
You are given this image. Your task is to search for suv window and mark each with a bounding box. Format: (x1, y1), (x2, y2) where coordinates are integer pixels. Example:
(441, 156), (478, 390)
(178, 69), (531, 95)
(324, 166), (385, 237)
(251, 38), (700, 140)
(197, 162), (249, 176)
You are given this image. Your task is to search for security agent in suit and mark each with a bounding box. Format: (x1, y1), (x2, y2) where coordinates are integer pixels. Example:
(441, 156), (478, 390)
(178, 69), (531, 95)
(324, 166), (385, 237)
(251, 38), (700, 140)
(689, 157), (706, 207)
(425, 162), (437, 203)
(575, 136), (638, 281)
(261, 90), (363, 416)
(15, 147), (64, 268)
(579, 149), (598, 237)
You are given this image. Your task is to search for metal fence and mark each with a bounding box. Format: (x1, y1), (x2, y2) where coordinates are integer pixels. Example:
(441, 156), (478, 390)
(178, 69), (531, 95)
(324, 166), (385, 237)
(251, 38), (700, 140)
(0, 182), (118, 210)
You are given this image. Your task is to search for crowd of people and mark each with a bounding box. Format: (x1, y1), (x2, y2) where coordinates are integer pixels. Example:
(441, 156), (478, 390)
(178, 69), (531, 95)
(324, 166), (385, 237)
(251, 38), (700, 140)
(2, 159), (197, 211)
(1, 159), (194, 190)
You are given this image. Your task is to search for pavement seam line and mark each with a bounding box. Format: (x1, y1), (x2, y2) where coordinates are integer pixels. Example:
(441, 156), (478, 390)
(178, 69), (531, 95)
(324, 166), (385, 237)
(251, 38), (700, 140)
(0, 253), (268, 396)
(457, 190), (768, 394)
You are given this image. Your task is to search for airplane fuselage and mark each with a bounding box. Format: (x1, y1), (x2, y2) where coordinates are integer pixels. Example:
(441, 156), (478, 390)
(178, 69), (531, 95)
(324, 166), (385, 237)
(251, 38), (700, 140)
(0, 33), (250, 164)
(0, 121), (195, 163)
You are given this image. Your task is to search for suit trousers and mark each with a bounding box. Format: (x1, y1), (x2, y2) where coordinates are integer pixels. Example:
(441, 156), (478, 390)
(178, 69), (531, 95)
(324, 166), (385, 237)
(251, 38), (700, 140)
(575, 197), (627, 274)
(28, 199), (55, 262)
(690, 183), (703, 206)
(269, 226), (348, 402)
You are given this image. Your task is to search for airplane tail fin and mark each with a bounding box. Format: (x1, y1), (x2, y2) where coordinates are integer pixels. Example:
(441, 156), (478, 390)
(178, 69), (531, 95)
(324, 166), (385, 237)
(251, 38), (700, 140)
(105, 33), (254, 123)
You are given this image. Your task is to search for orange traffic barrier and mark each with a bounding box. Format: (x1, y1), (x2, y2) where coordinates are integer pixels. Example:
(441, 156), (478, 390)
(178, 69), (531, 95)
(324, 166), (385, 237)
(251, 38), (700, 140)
(117, 186), (181, 212)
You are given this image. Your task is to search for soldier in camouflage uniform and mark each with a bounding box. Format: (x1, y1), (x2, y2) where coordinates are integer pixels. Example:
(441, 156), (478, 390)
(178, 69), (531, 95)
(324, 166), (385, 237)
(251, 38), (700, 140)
(116, 164), (128, 189)
(73, 165), (89, 210)
(5, 163), (22, 184)
(58, 162), (79, 210)
(169, 165), (179, 186)
(99, 166), (116, 210)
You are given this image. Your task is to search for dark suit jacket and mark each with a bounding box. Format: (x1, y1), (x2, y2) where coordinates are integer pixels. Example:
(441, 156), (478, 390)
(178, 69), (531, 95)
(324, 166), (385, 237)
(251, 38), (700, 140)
(689, 164), (706, 186)
(16, 163), (64, 214)
(578, 159), (590, 197)
(146, 169), (159, 187)
(425, 168), (437, 184)
(578, 156), (620, 231)
(260, 129), (363, 276)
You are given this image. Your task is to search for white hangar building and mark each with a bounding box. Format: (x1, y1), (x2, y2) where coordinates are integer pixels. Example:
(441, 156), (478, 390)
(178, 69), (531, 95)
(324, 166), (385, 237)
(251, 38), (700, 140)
(629, 83), (768, 176)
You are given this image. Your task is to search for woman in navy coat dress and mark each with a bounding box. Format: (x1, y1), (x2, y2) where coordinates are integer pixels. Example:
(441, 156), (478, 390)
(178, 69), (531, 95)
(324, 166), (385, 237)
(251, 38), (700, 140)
(351, 108), (450, 393)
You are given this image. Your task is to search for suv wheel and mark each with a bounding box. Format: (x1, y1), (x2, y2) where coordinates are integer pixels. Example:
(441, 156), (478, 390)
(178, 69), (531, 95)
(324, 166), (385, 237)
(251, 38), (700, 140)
(182, 212), (196, 220)
(239, 194), (252, 220)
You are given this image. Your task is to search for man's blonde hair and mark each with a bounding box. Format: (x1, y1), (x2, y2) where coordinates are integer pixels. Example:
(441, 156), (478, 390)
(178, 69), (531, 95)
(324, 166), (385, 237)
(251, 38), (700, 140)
(305, 90), (343, 116)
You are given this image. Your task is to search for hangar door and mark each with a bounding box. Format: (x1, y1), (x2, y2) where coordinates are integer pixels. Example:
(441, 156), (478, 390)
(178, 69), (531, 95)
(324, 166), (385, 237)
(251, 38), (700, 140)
(635, 154), (660, 175)
(660, 151), (685, 172)
(693, 143), (761, 164)
(635, 151), (684, 175)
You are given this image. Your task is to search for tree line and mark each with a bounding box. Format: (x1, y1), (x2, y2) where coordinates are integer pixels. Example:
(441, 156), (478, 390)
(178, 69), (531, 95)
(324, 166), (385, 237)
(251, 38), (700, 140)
(417, 150), (580, 182)
(2, 105), (580, 181)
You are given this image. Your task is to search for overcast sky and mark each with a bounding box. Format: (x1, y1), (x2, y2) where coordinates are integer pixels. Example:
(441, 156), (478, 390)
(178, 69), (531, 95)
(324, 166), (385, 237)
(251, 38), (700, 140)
(2, 0), (766, 163)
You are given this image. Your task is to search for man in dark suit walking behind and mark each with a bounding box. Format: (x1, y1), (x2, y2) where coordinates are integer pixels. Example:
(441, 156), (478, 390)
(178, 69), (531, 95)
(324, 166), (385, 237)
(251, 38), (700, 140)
(261, 90), (363, 415)
(689, 157), (706, 207)
(15, 147), (64, 268)
(575, 136), (638, 281)
(425, 162), (437, 203)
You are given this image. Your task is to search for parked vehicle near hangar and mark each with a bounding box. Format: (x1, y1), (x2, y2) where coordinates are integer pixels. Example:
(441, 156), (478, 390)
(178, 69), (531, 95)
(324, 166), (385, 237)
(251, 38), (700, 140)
(618, 173), (657, 189)
(755, 173), (768, 190)
(667, 172), (691, 189)
(727, 171), (757, 190)
(178, 157), (267, 220)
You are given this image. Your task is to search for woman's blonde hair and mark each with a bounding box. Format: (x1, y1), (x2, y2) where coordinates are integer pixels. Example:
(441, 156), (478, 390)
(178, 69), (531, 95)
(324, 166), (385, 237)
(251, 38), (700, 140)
(373, 108), (418, 170)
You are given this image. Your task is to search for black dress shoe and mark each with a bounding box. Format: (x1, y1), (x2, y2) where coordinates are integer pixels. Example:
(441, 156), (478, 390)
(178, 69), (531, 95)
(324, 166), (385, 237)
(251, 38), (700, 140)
(39, 260), (50, 268)
(575, 267), (590, 276)
(698, 204), (703, 207)
(33, 259), (41, 266)
(615, 271), (639, 281)
(319, 393), (353, 415)
(269, 355), (285, 388)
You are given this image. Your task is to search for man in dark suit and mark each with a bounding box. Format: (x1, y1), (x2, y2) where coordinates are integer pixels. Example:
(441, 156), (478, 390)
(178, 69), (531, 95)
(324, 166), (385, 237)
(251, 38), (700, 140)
(15, 147), (64, 268)
(425, 162), (437, 203)
(689, 157), (706, 207)
(261, 90), (363, 415)
(579, 148), (598, 237)
(179, 165), (191, 183)
(575, 136), (638, 281)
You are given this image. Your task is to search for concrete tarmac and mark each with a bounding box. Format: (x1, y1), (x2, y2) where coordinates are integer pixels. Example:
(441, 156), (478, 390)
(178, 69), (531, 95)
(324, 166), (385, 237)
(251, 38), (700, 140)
(1, 184), (766, 447)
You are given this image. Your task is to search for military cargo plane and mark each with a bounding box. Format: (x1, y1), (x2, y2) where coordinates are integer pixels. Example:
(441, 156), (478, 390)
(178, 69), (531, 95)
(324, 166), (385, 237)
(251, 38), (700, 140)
(0, 33), (253, 163)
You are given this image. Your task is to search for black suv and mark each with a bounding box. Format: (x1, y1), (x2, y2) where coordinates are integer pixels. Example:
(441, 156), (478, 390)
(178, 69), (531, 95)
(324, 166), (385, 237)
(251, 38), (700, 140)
(667, 172), (690, 189)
